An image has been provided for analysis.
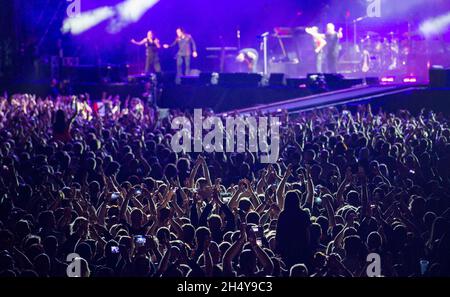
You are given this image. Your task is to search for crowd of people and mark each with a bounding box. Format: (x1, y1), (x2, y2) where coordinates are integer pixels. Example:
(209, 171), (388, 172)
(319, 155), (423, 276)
(0, 92), (449, 277)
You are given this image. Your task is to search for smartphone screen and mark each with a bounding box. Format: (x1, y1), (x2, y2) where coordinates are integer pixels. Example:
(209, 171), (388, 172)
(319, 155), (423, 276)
(256, 239), (263, 247)
(111, 246), (120, 254)
(134, 235), (146, 247)
(111, 192), (120, 201)
(251, 225), (259, 233)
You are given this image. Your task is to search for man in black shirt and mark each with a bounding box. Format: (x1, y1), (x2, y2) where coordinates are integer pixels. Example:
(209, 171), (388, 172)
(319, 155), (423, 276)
(325, 23), (343, 73)
(164, 28), (198, 77)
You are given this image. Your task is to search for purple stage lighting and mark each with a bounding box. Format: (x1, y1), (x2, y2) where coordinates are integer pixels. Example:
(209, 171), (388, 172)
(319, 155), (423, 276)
(107, 0), (160, 33)
(403, 77), (418, 83)
(420, 12), (450, 37)
(62, 6), (115, 35)
(62, 0), (159, 35)
(381, 76), (395, 84)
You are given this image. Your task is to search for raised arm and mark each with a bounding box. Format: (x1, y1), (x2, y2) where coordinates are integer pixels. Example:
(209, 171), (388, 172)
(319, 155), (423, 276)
(190, 35), (197, 55)
(248, 229), (273, 275)
(119, 190), (133, 222)
(359, 168), (369, 219)
(276, 164), (292, 210)
(188, 157), (202, 188)
(337, 28), (343, 39)
(336, 168), (352, 207)
(222, 227), (245, 276)
(156, 239), (172, 276)
(303, 165), (314, 210)
(200, 156), (212, 187)
(131, 38), (147, 46)
(202, 239), (213, 277)
(321, 194), (336, 229)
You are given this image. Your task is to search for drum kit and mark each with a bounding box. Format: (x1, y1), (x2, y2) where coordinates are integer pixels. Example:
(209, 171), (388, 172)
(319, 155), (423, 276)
(359, 31), (408, 74)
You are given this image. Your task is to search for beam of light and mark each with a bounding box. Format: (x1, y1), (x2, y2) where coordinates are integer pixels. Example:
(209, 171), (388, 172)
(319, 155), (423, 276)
(62, 6), (115, 35)
(107, 0), (160, 33)
(419, 12), (450, 37)
(62, 0), (159, 35)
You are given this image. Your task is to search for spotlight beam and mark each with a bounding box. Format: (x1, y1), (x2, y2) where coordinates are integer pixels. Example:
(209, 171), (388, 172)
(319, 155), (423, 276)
(107, 0), (160, 33)
(420, 12), (450, 37)
(62, 6), (115, 35)
(61, 0), (159, 35)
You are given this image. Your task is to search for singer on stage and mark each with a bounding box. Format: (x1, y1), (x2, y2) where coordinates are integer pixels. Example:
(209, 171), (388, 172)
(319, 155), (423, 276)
(325, 23), (343, 73)
(164, 28), (198, 77)
(305, 26), (327, 73)
(131, 31), (161, 74)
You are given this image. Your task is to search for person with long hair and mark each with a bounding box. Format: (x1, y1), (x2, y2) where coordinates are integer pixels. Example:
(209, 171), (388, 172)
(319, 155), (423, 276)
(131, 30), (162, 74)
(52, 98), (79, 142)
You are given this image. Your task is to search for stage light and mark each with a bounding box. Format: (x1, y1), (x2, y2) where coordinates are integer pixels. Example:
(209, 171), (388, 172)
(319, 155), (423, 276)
(403, 77), (417, 83)
(107, 0), (159, 33)
(62, 6), (115, 35)
(420, 12), (450, 37)
(381, 76), (395, 84)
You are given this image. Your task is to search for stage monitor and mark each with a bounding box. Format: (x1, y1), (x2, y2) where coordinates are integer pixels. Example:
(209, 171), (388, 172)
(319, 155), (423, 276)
(269, 73), (286, 86)
(429, 66), (450, 88)
(218, 73), (262, 87)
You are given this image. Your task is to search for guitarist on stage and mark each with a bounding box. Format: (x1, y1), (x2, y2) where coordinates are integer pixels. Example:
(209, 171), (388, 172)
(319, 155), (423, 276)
(306, 26), (327, 73)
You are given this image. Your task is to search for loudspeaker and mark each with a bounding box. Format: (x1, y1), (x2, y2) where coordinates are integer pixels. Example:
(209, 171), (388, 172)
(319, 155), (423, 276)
(218, 73), (262, 87)
(307, 73), (346, 90)
(364, 77), (379, 85)
(181, 76), (199, 85)
(199, 72), (213, 85)
(429, 66), (450, 88)
(286, 78), (308, 88)
(61, 66), (101, 83)
(157, 72), (177, 86)
(100, 65), (128, 83)
(269, 73), (286, 86)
